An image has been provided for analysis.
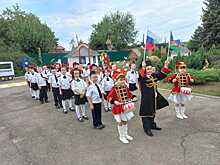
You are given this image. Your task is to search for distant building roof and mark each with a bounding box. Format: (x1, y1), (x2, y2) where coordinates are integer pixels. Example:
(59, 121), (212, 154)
(56, 45), (65, 50)
(67, 43), (99, 57)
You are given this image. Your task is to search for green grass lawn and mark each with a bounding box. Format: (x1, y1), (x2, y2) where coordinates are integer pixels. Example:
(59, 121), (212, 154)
(158, 81), (220, 97)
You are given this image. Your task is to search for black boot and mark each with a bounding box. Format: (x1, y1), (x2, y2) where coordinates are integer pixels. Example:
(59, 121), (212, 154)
(142, 117), (153, 136)
(151, 117), (162, 131)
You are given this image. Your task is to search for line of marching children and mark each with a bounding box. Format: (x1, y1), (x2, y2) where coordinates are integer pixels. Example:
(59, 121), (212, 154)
(24, 59), (194, 144)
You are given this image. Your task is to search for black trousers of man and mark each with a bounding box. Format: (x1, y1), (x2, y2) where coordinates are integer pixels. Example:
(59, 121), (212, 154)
(142, 116), (161, 135)
(39, 86), (48, 103)
(52, 87), (62, 107)
(142, 117), (152, 132)
(92, 103), (102, 127)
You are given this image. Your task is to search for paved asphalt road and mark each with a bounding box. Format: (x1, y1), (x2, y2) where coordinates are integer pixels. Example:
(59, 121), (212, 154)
(0, 78), (220, 165)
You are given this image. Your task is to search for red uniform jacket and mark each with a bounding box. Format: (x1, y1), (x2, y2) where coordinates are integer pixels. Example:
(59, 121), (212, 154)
(107, 87), (134, 115)
(166, 73), (193, 93)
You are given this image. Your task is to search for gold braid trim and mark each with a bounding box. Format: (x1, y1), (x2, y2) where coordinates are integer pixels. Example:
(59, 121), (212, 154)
(146, 76), (158, 89)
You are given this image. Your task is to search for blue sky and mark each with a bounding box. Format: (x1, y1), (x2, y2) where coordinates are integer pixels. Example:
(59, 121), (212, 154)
(0, 0), (204, 50)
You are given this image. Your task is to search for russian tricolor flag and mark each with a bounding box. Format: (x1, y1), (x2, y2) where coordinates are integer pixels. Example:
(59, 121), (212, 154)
(145, 30), (160, 50)
(145, 35), (154, 50)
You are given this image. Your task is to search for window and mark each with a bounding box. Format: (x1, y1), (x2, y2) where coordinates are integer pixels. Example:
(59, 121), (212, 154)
(93, 56), (96, 63)
(79, 56), (86, 64)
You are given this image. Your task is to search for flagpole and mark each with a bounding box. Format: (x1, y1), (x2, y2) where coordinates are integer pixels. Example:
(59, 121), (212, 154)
(143, 30), (148, 62)
(167, 31), (171, 61)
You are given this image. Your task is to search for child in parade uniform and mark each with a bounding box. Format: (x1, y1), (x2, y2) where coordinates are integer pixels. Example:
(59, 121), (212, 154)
(58, 67), (74, 114)
(42, 65), (51, 91)
(30, 67), (40, 100)
(48, 68), (63, 109)
(24, 67), (35, 98)
(101, 69), (114, 112)
(37, 67), (49, 104)
(107, 69), (137, 144)
(110, 64), (117, 77)
(81, 66), (90, 79)
(71, 69), (89, 122)
(86, 71), (105, 129)
(126, 63), (139, 92)
(167, 61), (194, 119)
(138, 58), (171, 136)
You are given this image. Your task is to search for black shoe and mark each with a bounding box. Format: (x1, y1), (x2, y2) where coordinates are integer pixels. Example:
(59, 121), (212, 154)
(108, 108), (112, 111)
(145, 129), (154, 136)
(96, 125), (103, 129)
(63, 110), (68, 114)
(69, 107), (75, 111)
(78, 117), (84, 122)
(151, 122), (162, 130)
(151, 126), (162, 131)
(82, 115), (89, 120)
(32, 96), (35, 99)
(100, 124), (105, 129)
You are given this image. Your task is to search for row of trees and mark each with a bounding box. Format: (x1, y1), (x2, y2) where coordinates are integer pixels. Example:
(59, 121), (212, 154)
(0, 5), (58, 54)
(0, 5), (58, 75)
(89, 11), (138, 50)
(189, 0), (220, 50)
(89, 0), (220, 51)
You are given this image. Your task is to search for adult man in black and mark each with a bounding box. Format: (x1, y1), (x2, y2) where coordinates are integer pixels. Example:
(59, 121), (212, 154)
(138, 58), (171, 136)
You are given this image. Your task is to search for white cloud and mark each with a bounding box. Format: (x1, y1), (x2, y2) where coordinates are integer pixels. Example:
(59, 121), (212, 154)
(0, 0), (204, 50)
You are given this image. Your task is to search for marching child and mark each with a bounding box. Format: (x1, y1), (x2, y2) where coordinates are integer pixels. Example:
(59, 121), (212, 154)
(86, 71), (105, 129)
(107, 69), (137, 144)
(101, 69), (114, 112)
(48, 68), (63, 109)
(30, 67), (40, 100)
(37, 67), (49, 104)
(167, 61), (194, 119)
(24, 67), (34, 98)
(42, 65), (51, 91)
(126, 63), (139, 93)
(71, 69), (89, 122)
(58, 67), (74, 114)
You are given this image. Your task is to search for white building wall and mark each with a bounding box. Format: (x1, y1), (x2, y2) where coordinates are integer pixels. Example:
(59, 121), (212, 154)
(68, 57), (79, 66)
(67, 46), (100, 66)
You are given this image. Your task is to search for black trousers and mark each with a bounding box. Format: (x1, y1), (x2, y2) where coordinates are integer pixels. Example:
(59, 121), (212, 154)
(46, 81), (50, 92)
(142, 117), (152, 131)
(39, 86), (48, 102)
(52, 87), (62, 107)
(142, 116), (158, 131)
(92, 103), (102, 127)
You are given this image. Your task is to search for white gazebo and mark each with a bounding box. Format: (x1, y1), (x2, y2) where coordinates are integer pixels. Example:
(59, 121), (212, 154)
(67, 43), (99, 66)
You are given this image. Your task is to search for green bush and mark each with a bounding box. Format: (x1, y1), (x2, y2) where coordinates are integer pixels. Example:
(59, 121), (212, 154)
(207, 48), (220, 69)
(188, 69), (220, 84)
(186, 48), (206, 69)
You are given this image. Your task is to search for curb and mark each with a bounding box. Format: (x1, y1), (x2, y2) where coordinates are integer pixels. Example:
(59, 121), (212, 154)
(14, 76), (25, 80)
(158, 88), (220, 99)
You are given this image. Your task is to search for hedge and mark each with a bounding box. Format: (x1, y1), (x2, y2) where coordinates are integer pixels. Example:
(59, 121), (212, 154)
(187, 69), (220, 84)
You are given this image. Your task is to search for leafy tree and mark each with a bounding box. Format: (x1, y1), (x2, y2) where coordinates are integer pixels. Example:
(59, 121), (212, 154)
(188, 26), (204, 51)
(0, 40), (25, 76)
(190, 0), (220, 49)
(89, 11), (138, 50)
(0, 5), (58, 76)
(202, 0), (220, 48)
(0, 5), (58, 54)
